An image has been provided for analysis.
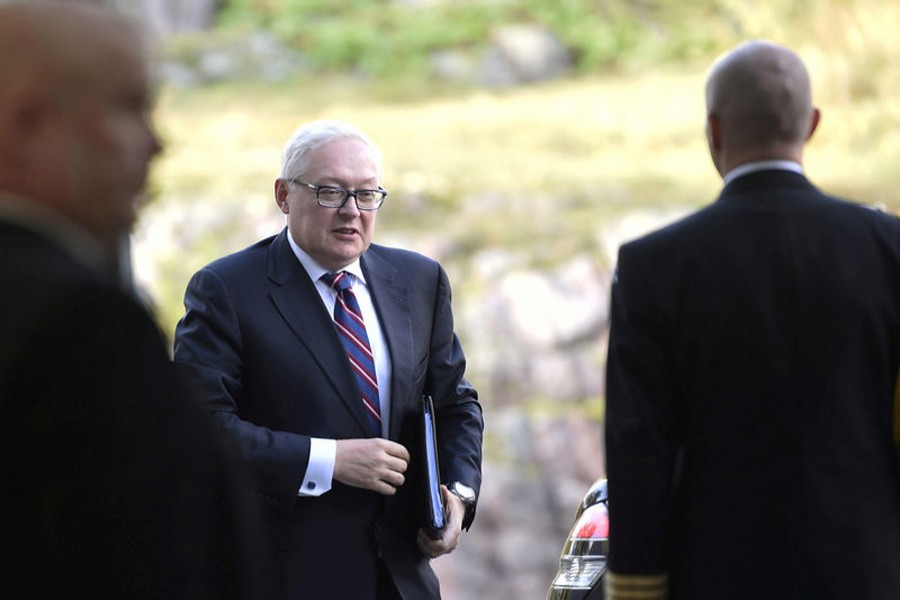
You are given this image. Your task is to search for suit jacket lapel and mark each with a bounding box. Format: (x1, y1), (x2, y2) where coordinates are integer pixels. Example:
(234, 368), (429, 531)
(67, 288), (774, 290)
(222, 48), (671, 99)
(266, 229), (372, 436)
(362, 247), (414, 441)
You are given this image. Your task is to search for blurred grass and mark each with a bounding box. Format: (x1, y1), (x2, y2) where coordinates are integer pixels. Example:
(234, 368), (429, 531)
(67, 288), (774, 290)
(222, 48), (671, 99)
(138, 0), (900, 336)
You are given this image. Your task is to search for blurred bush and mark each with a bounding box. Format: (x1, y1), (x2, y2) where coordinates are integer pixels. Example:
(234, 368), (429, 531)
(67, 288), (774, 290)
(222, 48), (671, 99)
(212, 0), (742, 78)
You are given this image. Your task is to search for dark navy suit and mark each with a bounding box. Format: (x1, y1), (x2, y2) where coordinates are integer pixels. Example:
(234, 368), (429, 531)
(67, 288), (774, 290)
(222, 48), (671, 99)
(605, 170), (900, 599)
(174, 228), (483, 600)
(0, 217), (270, 599)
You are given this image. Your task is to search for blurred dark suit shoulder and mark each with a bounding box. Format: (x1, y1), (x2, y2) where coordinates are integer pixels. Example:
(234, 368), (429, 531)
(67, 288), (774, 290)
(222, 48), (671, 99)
(0, 220), (273, 599)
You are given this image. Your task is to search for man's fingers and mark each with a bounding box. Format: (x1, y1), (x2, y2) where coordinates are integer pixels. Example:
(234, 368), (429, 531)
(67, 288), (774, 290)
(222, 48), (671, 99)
(380, 438), (411, 463)
(416, 526), (459, 558)
(333, 437), (411, 494)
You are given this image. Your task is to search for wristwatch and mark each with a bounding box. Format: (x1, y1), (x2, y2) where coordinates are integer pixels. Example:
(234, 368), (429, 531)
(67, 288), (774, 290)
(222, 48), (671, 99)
(448, 481), (477, 529)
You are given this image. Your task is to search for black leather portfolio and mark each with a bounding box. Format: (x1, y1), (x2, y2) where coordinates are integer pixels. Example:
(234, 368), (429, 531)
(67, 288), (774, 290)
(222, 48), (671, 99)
(422, 394), (446, 538)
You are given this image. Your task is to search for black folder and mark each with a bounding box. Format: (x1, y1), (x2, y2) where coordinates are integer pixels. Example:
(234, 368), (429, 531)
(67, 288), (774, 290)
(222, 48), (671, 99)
(422, 394), (446, 538)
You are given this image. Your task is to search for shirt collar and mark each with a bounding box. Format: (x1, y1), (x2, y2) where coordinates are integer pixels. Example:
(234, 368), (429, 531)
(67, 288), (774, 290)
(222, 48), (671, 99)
(286, 230), (367, 285)
(723, 160), (803, 186)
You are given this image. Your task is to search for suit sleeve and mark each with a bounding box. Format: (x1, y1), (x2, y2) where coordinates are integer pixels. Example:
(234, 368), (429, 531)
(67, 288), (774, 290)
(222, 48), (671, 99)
(426, 263), (484, 529)
(604, 244), (678, 596)
(174, 267), (311, 513)
(894, 371), (900, 462)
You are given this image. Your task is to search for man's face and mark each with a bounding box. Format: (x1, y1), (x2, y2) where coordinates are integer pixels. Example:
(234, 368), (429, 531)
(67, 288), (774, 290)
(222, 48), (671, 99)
(277, 138), (380, 271)
(62, 35), (162, 248)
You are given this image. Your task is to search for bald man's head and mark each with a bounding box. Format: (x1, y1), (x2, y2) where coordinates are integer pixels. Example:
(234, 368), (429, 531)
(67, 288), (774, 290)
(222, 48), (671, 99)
(0, 3), (144, 110)
(705, 40), (819, 175)
(0, 1), (161, 257)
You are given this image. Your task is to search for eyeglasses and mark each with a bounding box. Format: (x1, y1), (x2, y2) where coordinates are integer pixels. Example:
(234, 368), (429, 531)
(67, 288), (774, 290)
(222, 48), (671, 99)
(289, 179), (387, 211)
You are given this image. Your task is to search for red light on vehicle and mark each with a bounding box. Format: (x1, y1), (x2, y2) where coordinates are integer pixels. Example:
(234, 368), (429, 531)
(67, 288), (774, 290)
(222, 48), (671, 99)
(572, 502), (609, 539)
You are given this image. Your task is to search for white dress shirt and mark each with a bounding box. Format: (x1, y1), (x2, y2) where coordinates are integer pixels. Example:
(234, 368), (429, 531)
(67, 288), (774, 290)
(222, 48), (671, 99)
(287, 234), (392, 497)
(723, 159), (803, 185)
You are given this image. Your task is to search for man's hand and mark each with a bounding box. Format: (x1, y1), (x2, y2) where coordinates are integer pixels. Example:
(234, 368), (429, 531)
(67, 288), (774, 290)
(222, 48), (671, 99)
(416, 485), (464, 559)
(334, 438), (409, 495)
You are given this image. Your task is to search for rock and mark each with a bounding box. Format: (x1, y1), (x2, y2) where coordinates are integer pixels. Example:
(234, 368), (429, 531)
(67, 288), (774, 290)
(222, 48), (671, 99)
(480, 24), (572, 86)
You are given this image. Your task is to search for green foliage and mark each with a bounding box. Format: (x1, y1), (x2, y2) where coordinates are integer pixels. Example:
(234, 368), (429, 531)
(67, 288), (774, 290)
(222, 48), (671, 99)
(215, 0), (278, 28)
(147, 0), (900, 338)
(213, 0), (729, 78)
(213, 0), (900, 88)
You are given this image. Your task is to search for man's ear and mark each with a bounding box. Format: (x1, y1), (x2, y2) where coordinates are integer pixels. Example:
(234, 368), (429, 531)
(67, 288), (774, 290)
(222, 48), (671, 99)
(806, 107), (821, 142)
(706, 112), (722, 152)
(0, 86), (51, 171)
(274, 179), (290, 214)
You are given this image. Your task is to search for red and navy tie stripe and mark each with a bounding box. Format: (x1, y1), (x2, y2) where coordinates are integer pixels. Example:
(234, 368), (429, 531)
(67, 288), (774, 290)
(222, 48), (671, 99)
(322, 271), (381, 435)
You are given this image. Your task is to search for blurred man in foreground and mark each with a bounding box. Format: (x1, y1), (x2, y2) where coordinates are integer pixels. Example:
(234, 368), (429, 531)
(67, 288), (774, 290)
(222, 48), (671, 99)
(0, 3), (269, 597)
(604, 39), (900, 600)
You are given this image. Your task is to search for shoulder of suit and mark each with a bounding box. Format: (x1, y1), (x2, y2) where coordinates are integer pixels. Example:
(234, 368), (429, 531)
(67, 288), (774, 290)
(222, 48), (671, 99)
(7, 275), (163, 356)
(198, 233), (279, 273)
(367, 242), (439, 268)
(618, 207), (708, 255)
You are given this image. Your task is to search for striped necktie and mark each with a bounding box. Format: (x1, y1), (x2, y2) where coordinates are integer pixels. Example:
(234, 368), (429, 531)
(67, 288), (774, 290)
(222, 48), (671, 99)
(321, 271), (381, 435)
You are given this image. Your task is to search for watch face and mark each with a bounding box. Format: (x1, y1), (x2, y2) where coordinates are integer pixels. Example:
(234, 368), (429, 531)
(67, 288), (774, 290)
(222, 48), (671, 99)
(452, 482), (476, 503)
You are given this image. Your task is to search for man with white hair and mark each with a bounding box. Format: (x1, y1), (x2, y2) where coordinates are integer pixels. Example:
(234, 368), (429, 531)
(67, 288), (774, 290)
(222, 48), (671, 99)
(174, 119), (484, 599)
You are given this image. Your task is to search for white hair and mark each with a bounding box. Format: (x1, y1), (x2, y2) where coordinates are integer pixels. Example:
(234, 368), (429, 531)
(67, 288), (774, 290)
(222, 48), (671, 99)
(279, 119), (383, 180)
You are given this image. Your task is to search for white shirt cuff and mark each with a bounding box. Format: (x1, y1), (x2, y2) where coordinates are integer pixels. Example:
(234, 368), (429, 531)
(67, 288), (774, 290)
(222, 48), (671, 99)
(297, 438), (335, 496)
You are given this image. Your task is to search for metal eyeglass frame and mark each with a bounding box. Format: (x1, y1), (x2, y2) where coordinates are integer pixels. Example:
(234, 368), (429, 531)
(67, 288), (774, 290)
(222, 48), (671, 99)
(289, 179), (388, 211)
